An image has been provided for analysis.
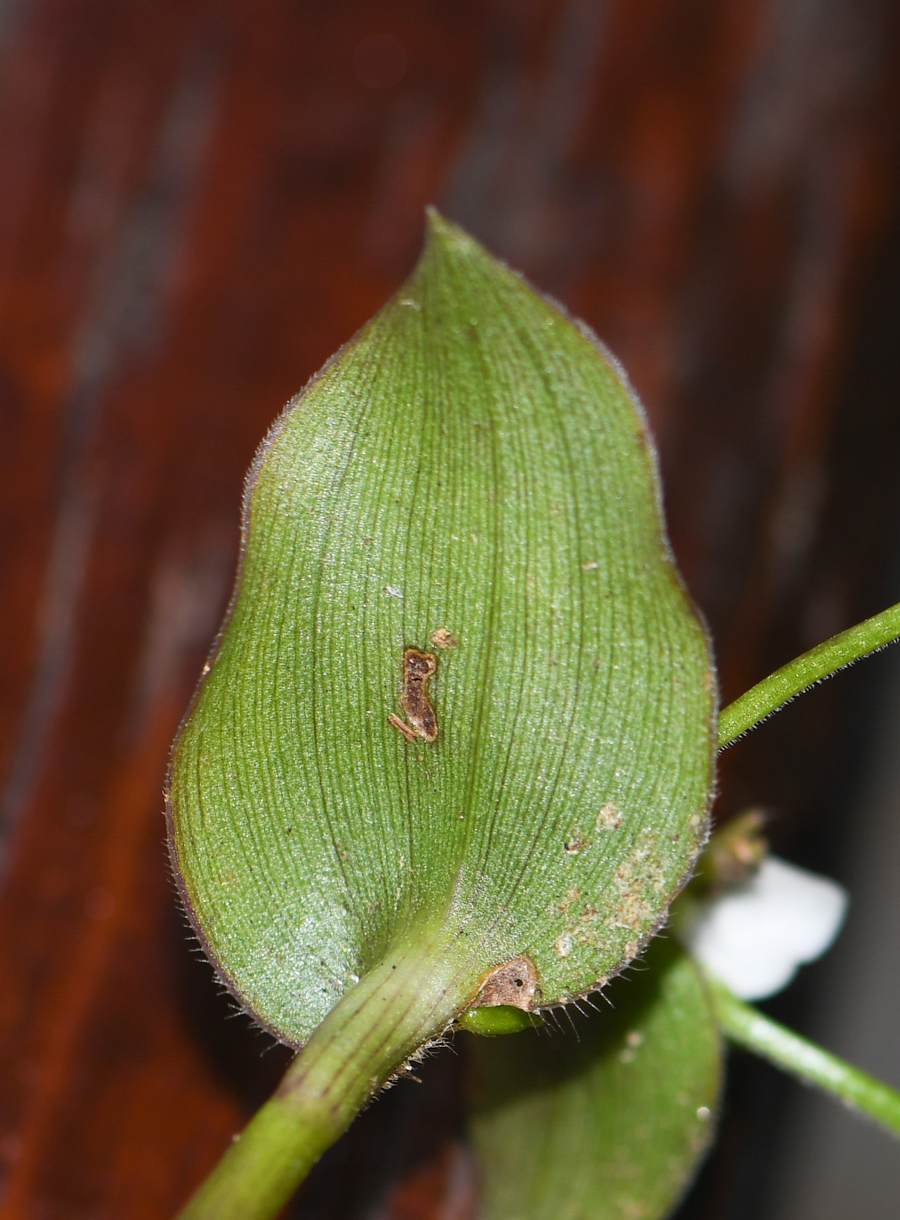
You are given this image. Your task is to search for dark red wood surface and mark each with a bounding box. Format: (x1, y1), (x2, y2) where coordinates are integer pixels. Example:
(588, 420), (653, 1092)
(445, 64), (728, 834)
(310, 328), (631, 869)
(1, 2), (899, 1216)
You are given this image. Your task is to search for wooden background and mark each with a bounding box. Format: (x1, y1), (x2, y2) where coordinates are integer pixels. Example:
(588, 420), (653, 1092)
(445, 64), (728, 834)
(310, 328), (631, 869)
(1, 1), (899, 1216)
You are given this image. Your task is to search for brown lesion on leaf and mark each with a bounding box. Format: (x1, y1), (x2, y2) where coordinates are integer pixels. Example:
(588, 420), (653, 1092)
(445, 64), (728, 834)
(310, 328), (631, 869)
(389, 647), (438, 742)
(471, 956), (540, 1011)
(388, 714), (418, 743)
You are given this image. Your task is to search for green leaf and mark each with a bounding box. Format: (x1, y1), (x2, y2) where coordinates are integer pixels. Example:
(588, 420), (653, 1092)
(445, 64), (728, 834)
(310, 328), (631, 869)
(468, 941), (722, 1220)
(170, 213), (717, 1218)
(168, 211), (714, 1053)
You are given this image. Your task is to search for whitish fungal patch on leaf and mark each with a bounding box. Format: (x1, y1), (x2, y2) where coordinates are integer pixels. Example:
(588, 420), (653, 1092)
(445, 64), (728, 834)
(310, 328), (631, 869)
(596, 802), (623, 830)
(472, 957), (540, 1010)
(612, 861), (656, 932)
(430, 627), (458, 649)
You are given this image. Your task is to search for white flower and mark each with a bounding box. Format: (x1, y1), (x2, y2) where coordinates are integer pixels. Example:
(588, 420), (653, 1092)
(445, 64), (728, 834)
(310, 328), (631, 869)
(684, 856), (848, 1000)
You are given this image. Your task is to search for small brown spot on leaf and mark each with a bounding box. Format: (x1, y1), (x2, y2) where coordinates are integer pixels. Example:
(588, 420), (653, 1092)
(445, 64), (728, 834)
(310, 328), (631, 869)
(558, 887), (581, 915)
(564, 828), (591, 854)
(472, 956), (540, 1010)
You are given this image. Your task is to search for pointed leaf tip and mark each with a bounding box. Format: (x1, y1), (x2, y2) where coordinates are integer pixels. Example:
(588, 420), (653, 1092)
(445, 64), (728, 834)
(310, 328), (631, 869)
(423, 204), (459, 240)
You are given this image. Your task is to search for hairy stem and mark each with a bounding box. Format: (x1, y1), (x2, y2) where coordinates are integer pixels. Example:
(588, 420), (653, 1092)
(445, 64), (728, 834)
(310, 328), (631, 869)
(176, 930), (476, 1220)
(718, 600), (900, 750)
(712, 981), (900, 1137)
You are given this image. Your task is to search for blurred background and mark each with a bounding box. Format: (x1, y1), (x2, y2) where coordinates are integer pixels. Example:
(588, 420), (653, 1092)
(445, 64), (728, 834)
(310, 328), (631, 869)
(1, 1), (900, 1216)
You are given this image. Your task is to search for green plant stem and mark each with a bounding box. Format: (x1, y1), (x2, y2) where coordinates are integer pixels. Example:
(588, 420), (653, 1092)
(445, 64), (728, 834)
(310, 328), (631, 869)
(712, 981), (900, 1137)
(718, 599), (900, 750)
(176, 929), (475, 1220)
